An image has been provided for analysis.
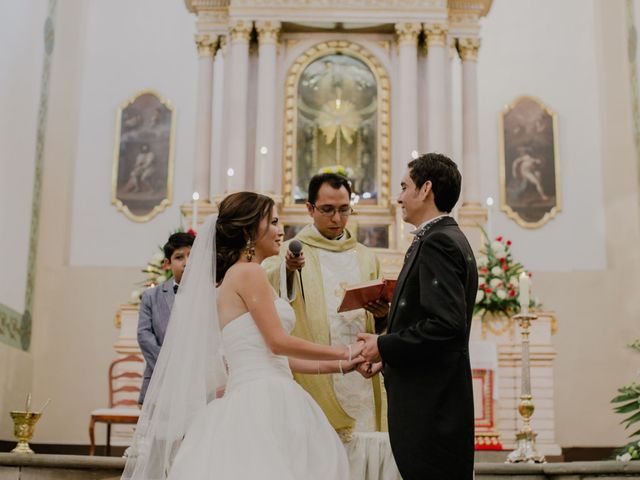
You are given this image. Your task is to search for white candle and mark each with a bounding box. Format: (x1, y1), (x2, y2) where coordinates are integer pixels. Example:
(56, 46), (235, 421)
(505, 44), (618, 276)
(192, 191), (200, 230)
(485, 197), (494, 240)
(519, 271), (531, 314)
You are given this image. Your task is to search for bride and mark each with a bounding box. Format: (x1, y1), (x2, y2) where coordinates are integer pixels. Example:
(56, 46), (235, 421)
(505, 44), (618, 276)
(122, 192), (363, 479)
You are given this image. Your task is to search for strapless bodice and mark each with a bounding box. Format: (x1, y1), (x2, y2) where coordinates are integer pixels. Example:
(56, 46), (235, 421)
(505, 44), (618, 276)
(221, 298), (295, 391)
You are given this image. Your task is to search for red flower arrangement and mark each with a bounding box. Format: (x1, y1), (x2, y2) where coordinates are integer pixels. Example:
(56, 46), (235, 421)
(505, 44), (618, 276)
(474, 230), (540, 319)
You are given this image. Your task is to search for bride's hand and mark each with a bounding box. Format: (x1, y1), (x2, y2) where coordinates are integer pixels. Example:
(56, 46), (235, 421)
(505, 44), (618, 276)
(345, 340), (365, 361)
(340, 355), (365, 374)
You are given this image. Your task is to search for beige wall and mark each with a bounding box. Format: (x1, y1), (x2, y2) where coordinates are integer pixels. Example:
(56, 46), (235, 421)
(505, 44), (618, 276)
(537, 0), (640, 447)
(2, 0), (640, 449)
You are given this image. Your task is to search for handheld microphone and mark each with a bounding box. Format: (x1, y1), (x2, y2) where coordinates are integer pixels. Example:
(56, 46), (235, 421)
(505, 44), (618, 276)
(289, 240), (303, 258)
(288, 240), (305, 301)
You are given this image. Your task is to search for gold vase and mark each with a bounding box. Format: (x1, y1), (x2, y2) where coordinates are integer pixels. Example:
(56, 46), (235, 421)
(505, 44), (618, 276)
(10, 411), (42, 454)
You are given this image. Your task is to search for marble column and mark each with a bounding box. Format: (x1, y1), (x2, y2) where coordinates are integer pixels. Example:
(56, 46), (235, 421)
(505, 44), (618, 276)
(395, 22), (420, 168)
(254, 21), (280, 194)
(193, 33), (218, 202)
(226, 20), (253, 191)
(456, 36), (486, 251)
(424, 23), (450, 154)
(459, 37), (482, 206)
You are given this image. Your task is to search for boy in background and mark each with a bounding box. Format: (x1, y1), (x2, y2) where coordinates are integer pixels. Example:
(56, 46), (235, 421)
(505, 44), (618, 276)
(137, 232), (194, 404)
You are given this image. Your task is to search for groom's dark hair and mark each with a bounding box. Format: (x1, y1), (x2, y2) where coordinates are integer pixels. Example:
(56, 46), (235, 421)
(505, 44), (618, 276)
(408, 153), (461, 213)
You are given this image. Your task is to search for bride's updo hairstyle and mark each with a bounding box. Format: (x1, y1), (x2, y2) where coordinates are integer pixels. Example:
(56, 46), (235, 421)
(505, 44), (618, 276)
(215, 191), (275, 283)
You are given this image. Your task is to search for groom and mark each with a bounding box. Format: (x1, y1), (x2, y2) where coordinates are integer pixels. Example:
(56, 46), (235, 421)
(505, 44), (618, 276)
(358, 153), (478, 479)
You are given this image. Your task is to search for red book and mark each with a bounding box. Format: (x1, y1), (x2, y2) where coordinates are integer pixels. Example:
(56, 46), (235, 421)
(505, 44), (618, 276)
(337, 279), (397, 313)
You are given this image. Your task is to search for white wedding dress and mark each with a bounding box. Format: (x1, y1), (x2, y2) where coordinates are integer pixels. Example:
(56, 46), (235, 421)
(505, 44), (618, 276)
(167, 297), (350, 479)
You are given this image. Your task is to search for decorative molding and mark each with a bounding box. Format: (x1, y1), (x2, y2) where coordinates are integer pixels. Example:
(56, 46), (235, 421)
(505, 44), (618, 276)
(424, 22), (448, 48)
(456, 36), (480, 61)
(229, 19), (253, 42)
(0, 304), (24, 350)
(448, 35), (458, 59)
(184, 0), (229, 14)
(377, 40), (391, 54)
(395, 22), (421, 46)
(255, 20), (281, 44)
(195, 33), (219, 57)
(219, 35), (229, 54)
(627, 0), (640, 197)
(282, 40), (392, 210)
(0, 0), (57, 351)
(447, 0), (492, 18)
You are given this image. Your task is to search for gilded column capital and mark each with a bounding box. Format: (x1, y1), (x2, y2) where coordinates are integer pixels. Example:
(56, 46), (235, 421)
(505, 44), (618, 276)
(195, 33), (218, 57)
(423, 23), (448, 48)
(255, 20), (281, 45)
(395, 22), (421, 47)
(457, 37), (481, 62)
(229, 19), (253, 43)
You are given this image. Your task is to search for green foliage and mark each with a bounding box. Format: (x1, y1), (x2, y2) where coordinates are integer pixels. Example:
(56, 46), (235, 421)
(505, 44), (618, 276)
(612, 341), (640, 461)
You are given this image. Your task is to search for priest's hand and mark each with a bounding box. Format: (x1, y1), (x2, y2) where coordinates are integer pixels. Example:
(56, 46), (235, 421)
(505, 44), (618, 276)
(357, 333), (381, 363)
(364, 300), (389, 318)
(356, 361), (383, 379)
(284, 250), (305, 272)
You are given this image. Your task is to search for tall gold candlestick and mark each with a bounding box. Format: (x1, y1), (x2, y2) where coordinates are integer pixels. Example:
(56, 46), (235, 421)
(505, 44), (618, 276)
(506, 312), (546, 464)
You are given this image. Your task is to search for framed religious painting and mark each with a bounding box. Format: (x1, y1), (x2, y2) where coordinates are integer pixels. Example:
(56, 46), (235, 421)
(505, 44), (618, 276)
(111, 90), (176, 222)
(357, 224), (390, 249)
(498, 96), (562, 228)
(282, 41), (392, 211)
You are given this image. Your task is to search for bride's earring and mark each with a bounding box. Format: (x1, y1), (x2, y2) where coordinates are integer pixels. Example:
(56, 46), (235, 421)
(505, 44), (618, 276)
(245, 240), (256, 262)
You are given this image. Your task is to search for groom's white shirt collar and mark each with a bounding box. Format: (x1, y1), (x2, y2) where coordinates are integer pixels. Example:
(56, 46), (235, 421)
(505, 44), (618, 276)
(411, 214), (449, 235)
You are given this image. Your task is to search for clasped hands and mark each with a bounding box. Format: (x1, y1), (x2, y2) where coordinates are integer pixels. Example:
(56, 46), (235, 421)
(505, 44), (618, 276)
(344, 332), (383, 379)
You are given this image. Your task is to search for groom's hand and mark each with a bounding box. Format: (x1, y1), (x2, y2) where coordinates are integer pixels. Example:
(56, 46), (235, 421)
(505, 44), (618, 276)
(357, 333), (381, 363)
(356, 361), (383, 379)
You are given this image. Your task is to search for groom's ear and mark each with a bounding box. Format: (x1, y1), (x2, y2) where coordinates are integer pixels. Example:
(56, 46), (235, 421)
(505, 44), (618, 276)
(419, 180), (432, 201)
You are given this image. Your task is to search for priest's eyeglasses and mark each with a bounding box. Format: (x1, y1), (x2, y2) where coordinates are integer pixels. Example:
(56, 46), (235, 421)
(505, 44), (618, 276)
(312, 204), (354, 217)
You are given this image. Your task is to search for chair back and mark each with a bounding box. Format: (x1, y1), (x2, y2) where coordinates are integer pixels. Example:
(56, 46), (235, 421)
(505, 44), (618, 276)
(108, 354), (144, 408)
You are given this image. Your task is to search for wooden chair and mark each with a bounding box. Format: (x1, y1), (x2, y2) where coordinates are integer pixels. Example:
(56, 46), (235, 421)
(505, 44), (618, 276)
(89, 354), (144, 456)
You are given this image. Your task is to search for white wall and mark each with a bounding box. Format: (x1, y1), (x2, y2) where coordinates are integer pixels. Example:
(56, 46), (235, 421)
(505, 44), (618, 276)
(68, 0), (199, 267)
(474, 0), (607, 273)
(0, 0), (48, 312)
(1, 0), (638, 449)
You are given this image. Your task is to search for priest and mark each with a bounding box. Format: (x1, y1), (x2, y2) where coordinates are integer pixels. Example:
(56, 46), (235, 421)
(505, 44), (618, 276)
(264, 172), (389, 439)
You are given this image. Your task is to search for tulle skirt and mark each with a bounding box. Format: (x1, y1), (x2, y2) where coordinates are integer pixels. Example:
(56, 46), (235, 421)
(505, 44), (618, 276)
(168, 376), (349, 479)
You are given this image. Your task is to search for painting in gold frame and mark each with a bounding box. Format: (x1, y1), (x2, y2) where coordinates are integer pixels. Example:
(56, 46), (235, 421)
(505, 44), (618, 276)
(112, 90), (176, 222)
(282, 41), (392, 210)
(498, 96), (561, 229)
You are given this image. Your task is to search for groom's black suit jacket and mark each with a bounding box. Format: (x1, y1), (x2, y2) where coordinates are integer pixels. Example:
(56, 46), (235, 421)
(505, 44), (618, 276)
(377, 217), (478, 480)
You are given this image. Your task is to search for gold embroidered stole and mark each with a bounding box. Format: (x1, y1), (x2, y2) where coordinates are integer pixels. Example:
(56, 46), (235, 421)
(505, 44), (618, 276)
(264, 225), (384, 432)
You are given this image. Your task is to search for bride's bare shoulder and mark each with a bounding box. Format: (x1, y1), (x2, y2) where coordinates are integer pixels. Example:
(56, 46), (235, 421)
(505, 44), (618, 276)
(224, 262), (268, 283)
